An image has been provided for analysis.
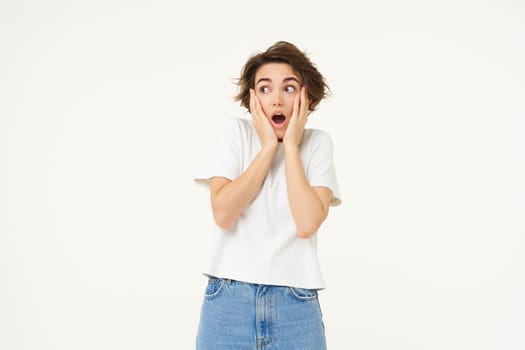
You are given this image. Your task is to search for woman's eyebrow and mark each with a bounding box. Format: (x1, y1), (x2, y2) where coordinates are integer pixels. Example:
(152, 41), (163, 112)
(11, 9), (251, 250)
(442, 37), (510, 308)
(283, 77), (300, 84)
(256, 77), (271, 85)
(256, 77), (300, 85)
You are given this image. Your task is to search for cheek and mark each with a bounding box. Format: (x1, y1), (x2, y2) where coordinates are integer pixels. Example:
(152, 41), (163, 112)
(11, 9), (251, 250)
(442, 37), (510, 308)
(284, 94), (297, 110)
(285, 93), (297, 104)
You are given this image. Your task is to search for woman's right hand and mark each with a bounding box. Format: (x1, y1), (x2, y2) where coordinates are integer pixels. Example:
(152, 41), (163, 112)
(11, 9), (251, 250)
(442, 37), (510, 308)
(250, 89), (278, 150)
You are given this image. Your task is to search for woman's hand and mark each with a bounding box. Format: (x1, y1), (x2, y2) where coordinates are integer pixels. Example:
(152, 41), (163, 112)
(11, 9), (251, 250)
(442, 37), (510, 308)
(250, 89), (278, 150)
(283, 87), (309, 149)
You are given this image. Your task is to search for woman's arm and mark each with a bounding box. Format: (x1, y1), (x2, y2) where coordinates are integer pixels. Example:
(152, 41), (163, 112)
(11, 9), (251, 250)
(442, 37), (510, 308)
(283, 87), (332, 238)
(210, 145), (276, 230)
(210, 89), (278, 230)
(284, 146), (332, 238)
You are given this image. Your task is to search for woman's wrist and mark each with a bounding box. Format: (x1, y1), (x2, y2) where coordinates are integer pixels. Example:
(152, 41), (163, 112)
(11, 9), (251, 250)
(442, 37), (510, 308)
(261, 141), (279, 154)
(283, 143), (300, 154)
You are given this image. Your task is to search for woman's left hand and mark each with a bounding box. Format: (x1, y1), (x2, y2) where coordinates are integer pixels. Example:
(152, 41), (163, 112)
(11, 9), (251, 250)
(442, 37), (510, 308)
(283, 86), (309, 149)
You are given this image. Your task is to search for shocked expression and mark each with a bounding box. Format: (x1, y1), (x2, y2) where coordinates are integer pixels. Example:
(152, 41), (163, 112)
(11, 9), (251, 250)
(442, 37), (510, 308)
(254, 63), (302, 140)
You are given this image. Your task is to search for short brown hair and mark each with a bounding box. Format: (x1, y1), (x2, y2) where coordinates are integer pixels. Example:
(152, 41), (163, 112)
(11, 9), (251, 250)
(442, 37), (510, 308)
(234, 41), (329, 112)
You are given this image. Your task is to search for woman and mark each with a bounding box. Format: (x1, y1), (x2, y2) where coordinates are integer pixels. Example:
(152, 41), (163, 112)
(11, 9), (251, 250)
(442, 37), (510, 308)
(194, 41), (341, 350)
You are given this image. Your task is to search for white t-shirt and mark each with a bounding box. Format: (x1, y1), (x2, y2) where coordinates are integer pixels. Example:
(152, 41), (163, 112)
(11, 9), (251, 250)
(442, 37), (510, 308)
(194, 117), (341, 289)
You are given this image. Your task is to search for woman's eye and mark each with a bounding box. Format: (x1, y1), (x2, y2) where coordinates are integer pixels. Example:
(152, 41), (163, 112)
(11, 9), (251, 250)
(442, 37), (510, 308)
(285, 86), (296, 93)
(259, 86), (270, 94)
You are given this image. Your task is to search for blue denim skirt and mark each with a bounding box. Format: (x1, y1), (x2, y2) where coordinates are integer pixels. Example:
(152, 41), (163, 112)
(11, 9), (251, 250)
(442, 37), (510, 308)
(196, 277), (327, 350)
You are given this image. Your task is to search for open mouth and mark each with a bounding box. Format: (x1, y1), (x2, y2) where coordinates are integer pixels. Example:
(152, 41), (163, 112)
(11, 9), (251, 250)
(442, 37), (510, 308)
(271, 114), (286, 125)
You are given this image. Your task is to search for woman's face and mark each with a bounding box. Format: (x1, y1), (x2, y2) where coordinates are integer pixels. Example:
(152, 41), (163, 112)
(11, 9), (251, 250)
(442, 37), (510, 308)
(254, 63), (302, 140)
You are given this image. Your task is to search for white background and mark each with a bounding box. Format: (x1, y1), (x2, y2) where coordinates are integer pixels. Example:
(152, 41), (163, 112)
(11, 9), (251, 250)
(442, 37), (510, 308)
(1, 1), (524, 349)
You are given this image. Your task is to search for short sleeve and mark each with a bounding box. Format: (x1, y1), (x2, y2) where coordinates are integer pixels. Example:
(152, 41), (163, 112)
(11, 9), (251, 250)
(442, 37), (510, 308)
(306, 131), (342, 206)
(194, 118), (242, 188)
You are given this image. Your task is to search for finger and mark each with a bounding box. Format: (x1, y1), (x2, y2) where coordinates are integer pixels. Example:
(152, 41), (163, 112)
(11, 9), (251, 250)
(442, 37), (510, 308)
(249, 89), (256, 116)
(250, 89), (263, 122)
(292, 91), (300, 119)
(254, 93), (267, 120)
(300, 87), (309, 119)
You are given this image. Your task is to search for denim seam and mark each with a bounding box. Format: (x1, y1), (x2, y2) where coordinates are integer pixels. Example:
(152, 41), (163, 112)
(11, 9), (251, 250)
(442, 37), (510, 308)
(204, 279), (225, 299)
(289, 287), (318, 301)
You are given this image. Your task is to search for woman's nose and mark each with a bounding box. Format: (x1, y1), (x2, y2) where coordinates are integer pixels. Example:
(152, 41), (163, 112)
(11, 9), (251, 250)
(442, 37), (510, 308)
(272, 92), (284, 107)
